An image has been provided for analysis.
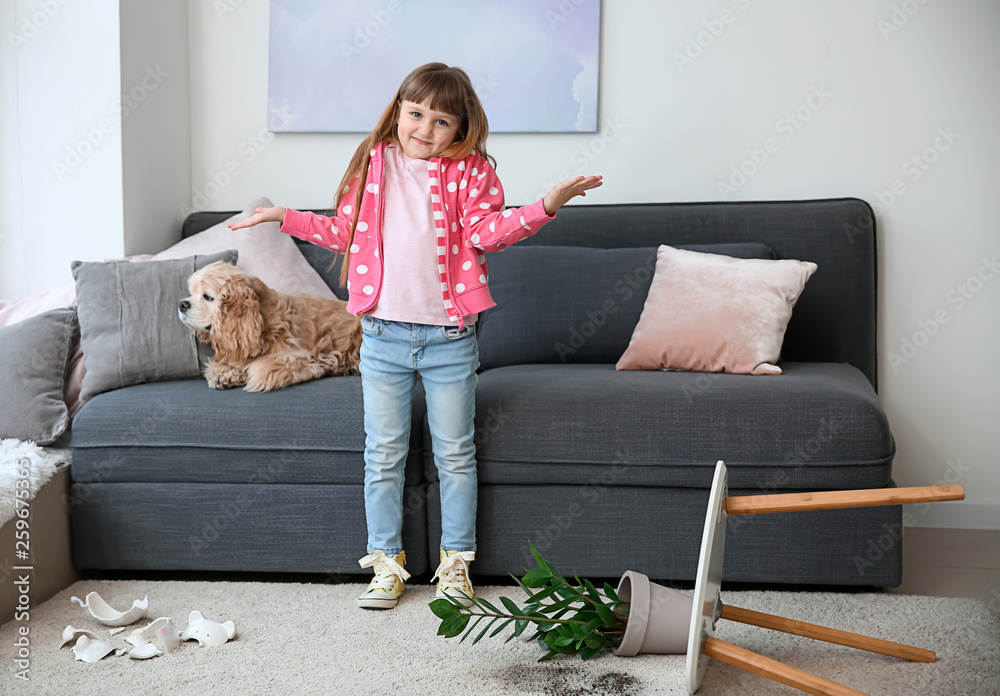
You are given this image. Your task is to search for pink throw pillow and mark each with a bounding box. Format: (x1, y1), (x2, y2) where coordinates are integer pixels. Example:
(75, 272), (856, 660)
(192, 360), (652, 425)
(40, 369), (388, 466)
(616, 245), (817, 375)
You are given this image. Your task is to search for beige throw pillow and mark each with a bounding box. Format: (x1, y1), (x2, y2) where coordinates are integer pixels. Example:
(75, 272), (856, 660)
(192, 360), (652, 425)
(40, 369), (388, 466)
(153, 196), (336, 300)
(616, 245), (817, 375)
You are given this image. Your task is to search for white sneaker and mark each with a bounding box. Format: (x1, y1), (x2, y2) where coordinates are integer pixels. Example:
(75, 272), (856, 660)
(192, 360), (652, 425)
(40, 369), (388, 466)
(357, 551), (409, 609)
(432, 550), (476, 607)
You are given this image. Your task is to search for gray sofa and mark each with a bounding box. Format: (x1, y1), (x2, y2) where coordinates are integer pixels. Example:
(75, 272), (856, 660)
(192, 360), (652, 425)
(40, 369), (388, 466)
(69, 197), (900, 586)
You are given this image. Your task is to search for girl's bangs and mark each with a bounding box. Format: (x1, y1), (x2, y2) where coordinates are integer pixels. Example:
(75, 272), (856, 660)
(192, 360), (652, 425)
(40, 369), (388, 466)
(401, 73), (468, 119)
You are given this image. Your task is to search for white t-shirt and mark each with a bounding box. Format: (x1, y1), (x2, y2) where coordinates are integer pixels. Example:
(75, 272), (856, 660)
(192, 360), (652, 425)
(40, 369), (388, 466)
(369, 143), (477, 326)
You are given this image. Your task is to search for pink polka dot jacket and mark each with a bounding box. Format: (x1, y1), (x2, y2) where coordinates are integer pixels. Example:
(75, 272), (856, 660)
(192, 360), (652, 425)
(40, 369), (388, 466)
(280, 141), (557, 329)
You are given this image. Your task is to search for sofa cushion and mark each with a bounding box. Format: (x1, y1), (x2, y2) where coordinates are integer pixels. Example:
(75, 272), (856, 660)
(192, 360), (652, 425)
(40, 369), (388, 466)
(477, 243), (775, 369)
(70, 376), (425, 487)
(153, 197), (337, 300)
(0, 307), (78, 444)
(616, 245), (817, 375)
(424, 362), (893, 491)
(72, 250), (238, 403)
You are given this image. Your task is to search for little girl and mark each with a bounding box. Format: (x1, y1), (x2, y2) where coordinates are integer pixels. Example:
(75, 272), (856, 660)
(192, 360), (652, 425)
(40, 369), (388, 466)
(231, 62), (601, 609)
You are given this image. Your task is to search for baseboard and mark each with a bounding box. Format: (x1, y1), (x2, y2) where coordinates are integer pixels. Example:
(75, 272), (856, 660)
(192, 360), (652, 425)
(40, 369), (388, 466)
(902, 500), (1000, 530)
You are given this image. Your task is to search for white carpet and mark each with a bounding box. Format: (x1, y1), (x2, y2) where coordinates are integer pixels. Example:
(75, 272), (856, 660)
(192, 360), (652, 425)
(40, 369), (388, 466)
(1, 579), (998, 695)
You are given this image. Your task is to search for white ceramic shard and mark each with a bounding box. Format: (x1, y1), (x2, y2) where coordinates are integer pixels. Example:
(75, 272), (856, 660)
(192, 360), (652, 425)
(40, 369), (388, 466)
(72, 591), (149, 627)
(180, 610), (236, 647)
(128, 642), (163, 660)
(58, 625), (100, 649)
(108, 627), (125, 636)
(71, 635), (116, 663)
(126, 617), (180, 652)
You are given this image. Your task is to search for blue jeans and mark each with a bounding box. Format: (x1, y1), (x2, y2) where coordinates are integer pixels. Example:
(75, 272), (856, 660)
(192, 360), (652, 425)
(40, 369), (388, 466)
(358, 316), (479, 556)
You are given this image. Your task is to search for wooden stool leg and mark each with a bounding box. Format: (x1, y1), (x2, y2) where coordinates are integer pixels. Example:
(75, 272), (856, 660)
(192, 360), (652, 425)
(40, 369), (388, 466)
(725, 484), (964, 516)
(702, 637), (869, 696)
(721, 605), (935, 663)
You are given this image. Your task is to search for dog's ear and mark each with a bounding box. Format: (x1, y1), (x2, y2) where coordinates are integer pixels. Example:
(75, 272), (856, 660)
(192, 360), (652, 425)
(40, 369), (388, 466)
(211, 276), (263, 362)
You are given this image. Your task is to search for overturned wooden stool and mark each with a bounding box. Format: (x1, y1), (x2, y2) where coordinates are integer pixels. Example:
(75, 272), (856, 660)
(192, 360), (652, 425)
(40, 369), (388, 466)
(685, 461), (965, 696)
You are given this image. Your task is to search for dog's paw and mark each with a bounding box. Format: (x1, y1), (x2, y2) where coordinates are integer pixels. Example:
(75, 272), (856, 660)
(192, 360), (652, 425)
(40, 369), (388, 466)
(205, 366), (247, 390)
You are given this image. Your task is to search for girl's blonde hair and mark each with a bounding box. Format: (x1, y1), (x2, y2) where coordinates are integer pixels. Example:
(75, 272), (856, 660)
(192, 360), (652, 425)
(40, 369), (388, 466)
(332, 62), (494, 286)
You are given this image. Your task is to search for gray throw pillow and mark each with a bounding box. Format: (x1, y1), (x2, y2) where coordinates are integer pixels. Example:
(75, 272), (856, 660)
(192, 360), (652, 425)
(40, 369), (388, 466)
(0, 307), (78, 444)
(477, 243), (775, 369)
(72, 250), (238, 403)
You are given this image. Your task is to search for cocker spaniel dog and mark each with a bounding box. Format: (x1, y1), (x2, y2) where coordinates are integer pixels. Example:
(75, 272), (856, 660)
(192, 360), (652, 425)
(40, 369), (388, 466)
(178, 261), (361, 392)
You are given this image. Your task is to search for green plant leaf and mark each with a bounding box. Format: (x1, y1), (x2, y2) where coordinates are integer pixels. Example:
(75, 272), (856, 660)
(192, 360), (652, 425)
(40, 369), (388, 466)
(537, 596), (581, 615)
(547, 607), (575, 624)
(528, 540), (547, 568)
(511, 573), (542, 601)
(584, 633), (607, 649)
(538, 650), (559, 662)
(583, 578), (604, 605)
(555, 584), (583, 601)
(512, 619), (530, 637)
(521, 567), (553, 588)
(579, 618), (603, 635)
(545, 637), (576, 654)
(527, 582), (563, 604)
(595, 604), (615, 625)
(475, 597), (504, 615)
(546, 562), (570, 586)
(430, 598), (460, 620)
(499, 596), (523, 616)
(460, 616), (484, 643)
(553, 624), (575, 639)
(490, 618), (515, 638)
(438, 613), (471, 638)
(581, 644), (604, 660)
(602, 582), (620, 604)
(472, 617), (498, 645)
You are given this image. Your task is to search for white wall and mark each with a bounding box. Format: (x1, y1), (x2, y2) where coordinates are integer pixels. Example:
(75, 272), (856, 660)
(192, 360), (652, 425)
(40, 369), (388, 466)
(1, 0), (124, 298)
(0, 0), (190, 295)
(3, 1), (998, 528)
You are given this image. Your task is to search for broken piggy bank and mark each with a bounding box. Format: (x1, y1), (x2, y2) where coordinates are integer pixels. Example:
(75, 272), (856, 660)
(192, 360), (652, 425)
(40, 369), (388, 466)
(180, 611), (236, 647)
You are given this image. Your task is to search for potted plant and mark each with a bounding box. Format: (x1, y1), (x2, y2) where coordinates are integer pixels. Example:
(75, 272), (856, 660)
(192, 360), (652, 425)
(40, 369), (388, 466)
(430, 541), (692, 661)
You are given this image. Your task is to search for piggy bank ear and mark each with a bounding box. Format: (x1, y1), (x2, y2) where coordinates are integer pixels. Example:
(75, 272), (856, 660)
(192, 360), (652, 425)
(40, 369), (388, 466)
(188, 610), (205, 624)
(223, 621), (236, 639)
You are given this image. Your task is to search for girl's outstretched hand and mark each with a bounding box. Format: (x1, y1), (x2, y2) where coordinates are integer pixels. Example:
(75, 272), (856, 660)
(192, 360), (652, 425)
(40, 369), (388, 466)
(543, 175), (603, 216)
(228, 206), (286, 230)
